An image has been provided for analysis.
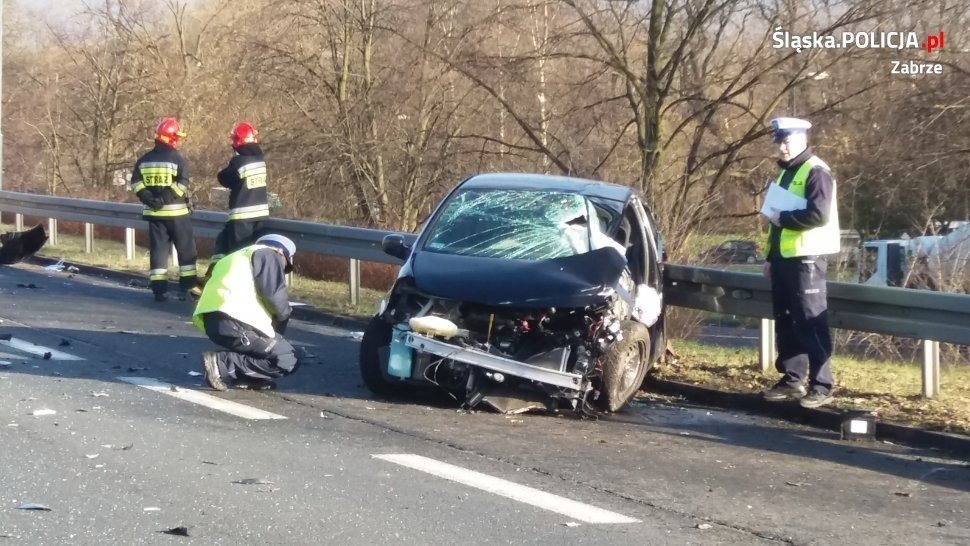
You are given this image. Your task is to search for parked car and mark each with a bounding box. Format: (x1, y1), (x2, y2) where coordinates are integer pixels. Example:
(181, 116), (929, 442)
(698, 239), (761, 264)
(358, 173), (666, 414)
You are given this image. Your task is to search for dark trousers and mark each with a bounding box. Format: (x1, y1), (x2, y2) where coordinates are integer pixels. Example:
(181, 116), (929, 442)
(770, 255), (834, 394)
(211, 220), (266, 261)
(202, 312), (299, 382)
(148, 217), (198, 295)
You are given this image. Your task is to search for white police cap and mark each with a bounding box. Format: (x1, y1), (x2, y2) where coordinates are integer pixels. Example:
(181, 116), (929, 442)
(256, 234), (296, 259)
(770, 117), (812, 142)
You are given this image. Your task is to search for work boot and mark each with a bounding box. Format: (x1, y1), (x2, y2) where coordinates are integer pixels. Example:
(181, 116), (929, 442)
(188, 285), (203, 301)
(762, 381), (807, 402)
(799, 390), (835, 408)
(202, 352), (228, 391)
(234, 378), (276, 391)
(153, 292), (168, 303)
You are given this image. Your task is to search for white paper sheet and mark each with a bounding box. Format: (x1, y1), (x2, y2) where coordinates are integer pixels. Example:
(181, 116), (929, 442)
(760, 183), (807, 218)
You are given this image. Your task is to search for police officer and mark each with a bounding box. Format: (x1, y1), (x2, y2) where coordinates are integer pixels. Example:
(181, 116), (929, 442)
(194, 234), (300, 391)
(211, 122), (270, 263)
(130, 118), (199, 302)
(761, 117), (840, 408)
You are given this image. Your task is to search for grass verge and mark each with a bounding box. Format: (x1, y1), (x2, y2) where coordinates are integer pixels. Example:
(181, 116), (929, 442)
(656, 339), (970, 436)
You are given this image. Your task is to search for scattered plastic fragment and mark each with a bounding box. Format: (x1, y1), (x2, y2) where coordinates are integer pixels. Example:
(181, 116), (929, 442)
(894, 491), (912, 497)
(697, 523), (712, 530)
(345, 331), (365, 341)
(17, 503), (51, 511)
(92, 392), (110, 398)
(232, 478), (274, 485)
(85, 454), (99, 459)
(562, 522), (581, 528)
(160, 526), (189, 536)
(144, 507), (161, 512)
(188, 371), (202, 377)
(31, 409), (57, 417)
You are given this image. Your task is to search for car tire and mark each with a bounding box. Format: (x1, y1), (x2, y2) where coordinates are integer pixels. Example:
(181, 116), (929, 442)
(359, 316), (404, 396)
(596, 320), (651, 412)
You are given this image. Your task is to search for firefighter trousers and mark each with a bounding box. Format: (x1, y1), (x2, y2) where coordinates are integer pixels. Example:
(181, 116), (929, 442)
(769, 255), (834, 395)
(148, 216), (198, 296)
(201, 312), (300, 382)
(210, 219), (267, 263)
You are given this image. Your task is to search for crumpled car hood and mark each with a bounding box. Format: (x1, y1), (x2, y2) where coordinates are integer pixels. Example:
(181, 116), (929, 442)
(410, 247), (627, 308)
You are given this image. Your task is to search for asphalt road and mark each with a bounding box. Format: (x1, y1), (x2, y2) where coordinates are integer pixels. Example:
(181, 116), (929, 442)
(0, 262), (967, 545)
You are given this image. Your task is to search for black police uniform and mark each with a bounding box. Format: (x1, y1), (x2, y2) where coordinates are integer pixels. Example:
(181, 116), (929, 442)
(212, 143), (270, 261)
(130, 142), (198, 299)
(766, 147), (836, 395)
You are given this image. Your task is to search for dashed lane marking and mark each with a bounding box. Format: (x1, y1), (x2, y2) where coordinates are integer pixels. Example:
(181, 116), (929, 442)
(373, 454), (640, 524)
(118, 377), (287, 420)
(0, 337), (85, 360)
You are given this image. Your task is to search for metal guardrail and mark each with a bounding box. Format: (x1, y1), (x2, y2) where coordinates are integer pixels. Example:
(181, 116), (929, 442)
(2, 190), (968, 397)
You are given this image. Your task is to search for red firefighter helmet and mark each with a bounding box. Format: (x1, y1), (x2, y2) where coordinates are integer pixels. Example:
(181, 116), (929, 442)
(155, 118), (186, 148)
(230, 122), (259, 148)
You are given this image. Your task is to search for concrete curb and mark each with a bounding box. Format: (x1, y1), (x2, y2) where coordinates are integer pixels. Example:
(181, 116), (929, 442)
(646, 377), (970, 456)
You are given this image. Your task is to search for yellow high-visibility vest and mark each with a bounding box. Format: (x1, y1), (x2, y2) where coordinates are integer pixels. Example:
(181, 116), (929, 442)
(767, 156), (840, 257)
(192, 245), (276, 337)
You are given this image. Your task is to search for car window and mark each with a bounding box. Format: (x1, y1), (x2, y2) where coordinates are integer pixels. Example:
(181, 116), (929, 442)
(424, 189), (594, 260)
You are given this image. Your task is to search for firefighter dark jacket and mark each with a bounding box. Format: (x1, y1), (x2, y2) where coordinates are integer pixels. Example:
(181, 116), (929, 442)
(217, 143), (270, 222)
(130, 142), (191, 218)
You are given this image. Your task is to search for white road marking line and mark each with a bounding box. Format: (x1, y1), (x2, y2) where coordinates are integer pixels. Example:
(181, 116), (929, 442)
(373, 454), (640, 524)
(117, 377), (287, 420)
(0, 338), (85, 360)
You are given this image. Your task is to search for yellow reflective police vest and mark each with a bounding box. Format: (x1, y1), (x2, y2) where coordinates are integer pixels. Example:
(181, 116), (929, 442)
(767, 156), (840, 258)
(192, 245), (276, 337)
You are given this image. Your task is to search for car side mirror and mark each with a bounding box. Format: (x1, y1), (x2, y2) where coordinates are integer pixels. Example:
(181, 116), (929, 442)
(382, 234), (411, 261)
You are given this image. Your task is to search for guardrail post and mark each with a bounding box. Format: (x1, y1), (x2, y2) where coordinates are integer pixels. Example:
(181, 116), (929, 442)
(759, 318), (776, 373)
(48, 218), (58, 246)
(125, 228), (135, 260)
(921, 339), (940, 398)
(84, 223), (94, 253)
(15, 213), (24, 231)
(349, 258), (361, 306)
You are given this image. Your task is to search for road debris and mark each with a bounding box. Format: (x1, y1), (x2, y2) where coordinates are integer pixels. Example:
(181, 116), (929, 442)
(42, 352), (53, 360)
(188, 371), (202, 377)
(16, 503), (51, 511)
(31, 409), (57, 417)
(144, 507), (161, 512)
(85, 454), (99, 459)
(785, 481), (809, 487)
(696, 523), (713, 530)
(160, 526), (190, 536)
(562, 522), (581, 528)
(128, 367), (147, 372)
(16, 283), (41, 289)
(894, 491), (912, 497)
(345, 331), (365, 341)
(232, 478), (274, 485)
(59, 339), (71, 347)
(91, 392), (110, 397)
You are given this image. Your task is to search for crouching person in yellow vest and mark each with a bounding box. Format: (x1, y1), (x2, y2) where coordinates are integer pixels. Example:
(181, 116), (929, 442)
(761, 117), (840, 409)
(193, 234), (301, 391)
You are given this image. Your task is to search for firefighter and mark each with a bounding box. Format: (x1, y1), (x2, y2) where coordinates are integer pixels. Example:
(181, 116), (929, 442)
(194, 234), (301, 391)
(211, 121), (270, 263)
(761, 117), (840, 409)
(130, 118), (199, 302)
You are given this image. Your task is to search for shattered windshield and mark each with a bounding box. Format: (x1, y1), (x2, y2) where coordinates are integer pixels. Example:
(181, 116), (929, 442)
(424, 189), (595, 260)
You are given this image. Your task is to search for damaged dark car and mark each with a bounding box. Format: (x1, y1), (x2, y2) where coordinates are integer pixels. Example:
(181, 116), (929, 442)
(359, 173), (665, 414)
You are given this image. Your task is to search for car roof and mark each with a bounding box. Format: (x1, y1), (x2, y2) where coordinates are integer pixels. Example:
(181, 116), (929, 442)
(458, 173), (634, 203)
